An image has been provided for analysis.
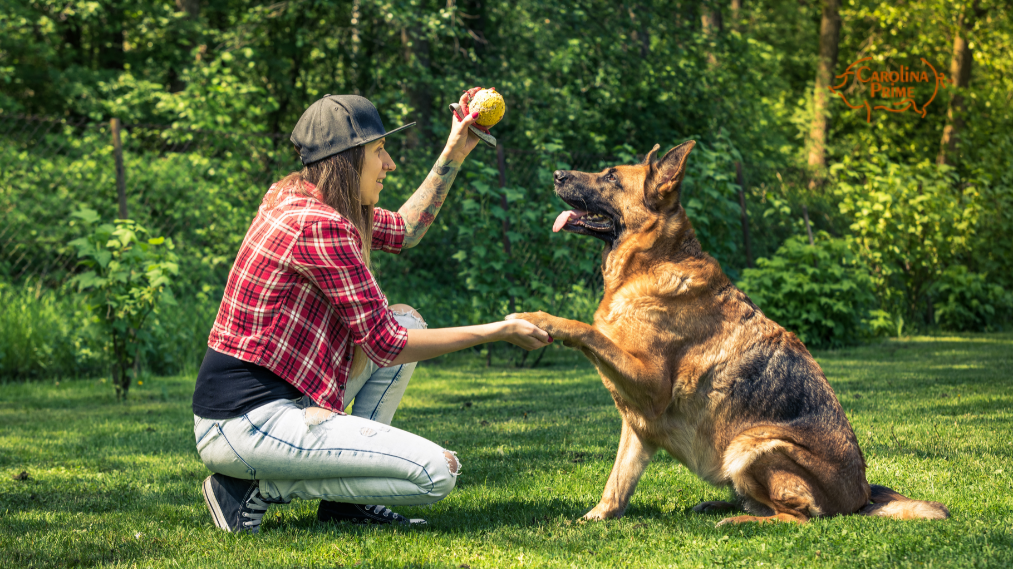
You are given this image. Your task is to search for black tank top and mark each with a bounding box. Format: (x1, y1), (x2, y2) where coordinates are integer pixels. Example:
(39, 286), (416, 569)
(191, 348), (303, 419)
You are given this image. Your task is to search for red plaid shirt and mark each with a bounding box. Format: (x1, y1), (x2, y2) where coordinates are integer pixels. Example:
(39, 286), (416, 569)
(208, 181), (408, 413)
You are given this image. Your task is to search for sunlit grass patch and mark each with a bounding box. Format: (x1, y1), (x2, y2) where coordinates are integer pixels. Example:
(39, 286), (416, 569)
(2, 334), (1012, 568)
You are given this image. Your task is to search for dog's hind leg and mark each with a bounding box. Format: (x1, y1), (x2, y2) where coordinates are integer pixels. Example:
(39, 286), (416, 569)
(691, 500), (739, 514)
(584, 418), (657, 520)
(716, 512), (807, 526)
(715, 445), (835, 526)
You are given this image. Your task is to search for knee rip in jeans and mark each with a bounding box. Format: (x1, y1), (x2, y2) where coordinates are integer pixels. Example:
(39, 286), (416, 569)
(304, 407), (334, 426)
(443, 450), (461, 476)
(389, 303), (428, 329)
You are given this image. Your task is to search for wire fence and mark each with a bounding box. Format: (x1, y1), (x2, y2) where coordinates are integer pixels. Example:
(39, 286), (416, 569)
(0, 113), (619, 328)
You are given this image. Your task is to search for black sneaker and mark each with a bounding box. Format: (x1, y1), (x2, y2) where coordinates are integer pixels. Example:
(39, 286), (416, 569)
(317, 501), (427, 525)
(202, 474), (272, 534)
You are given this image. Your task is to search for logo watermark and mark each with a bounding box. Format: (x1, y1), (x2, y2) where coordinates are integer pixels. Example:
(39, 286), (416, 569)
(830, 57), (950, 122)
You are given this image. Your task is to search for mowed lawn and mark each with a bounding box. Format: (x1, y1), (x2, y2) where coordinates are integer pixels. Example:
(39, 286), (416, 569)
(1, 334), (1012, 568)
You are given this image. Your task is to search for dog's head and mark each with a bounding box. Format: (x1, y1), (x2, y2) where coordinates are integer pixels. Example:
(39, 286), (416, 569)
(552, 141), (696, 249)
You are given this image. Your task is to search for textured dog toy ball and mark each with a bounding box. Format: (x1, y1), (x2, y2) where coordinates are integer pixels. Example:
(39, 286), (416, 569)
(469, 88), (506, 127)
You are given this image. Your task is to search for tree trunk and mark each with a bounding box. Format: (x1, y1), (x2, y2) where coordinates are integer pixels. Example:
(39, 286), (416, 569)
(169, 0), (201, 93)
(736, 162), (753, 268)
(351, 0), (362, 95)
(99, 5), (126, 71)
(937, 10), (975, 165)
(176, 0), (200, 16)
(701, 2), (723, 35)
(628, 4), (651, 58)
(802, 205), (815, 246)
(730, 0), (743, 32)
(401, 27), (433, 149)
(497, 144), (516, 314)
(807, 0), (841, 173)
(701, 1), (723, 66)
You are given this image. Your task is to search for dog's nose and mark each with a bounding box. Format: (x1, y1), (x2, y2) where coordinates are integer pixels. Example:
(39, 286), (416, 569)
(553, 170), (569, 184)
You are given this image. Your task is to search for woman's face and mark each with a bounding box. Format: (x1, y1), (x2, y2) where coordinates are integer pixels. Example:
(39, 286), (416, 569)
(359, 138), (396, 206)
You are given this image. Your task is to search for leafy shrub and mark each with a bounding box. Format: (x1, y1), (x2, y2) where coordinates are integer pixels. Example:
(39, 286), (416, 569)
(930, 265), (1013, 332)
(68, 210), (178, 399)
(737, 233), (876, 349)
(832, 159), (979, 330)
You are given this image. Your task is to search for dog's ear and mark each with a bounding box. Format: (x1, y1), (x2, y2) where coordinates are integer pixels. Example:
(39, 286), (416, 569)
(647, 140), (696, 211)
(641, 144), (661, 166)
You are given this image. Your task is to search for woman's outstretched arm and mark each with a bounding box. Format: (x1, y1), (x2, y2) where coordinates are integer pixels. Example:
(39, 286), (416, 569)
(398, 93), (482, 248)
(389, 319), (551, 365)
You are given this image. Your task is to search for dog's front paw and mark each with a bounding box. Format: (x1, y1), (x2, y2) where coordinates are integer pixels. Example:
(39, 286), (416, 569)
(505, 311), (583, 346)
(582, 503), (623, 521)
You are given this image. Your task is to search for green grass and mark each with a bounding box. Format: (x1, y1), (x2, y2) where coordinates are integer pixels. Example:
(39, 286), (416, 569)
(2, 334), (1012, 568)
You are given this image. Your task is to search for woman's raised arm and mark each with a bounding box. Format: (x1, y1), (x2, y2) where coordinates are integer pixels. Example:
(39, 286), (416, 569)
(398, 93), (483, 248)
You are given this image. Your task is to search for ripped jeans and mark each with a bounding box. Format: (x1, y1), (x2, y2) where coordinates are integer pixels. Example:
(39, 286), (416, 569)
(193, 308), (460, 506)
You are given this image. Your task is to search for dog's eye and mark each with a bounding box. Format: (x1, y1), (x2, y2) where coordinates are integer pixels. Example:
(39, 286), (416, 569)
(605, 172), (617, 183)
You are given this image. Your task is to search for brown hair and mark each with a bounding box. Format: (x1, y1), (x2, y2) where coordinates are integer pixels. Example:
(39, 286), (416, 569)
(275, 145), (374, 379)
(276, 144), (374, 268)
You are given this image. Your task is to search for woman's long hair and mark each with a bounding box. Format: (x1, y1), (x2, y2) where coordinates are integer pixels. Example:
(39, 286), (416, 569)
(274, 145), (374, 379)
(275, 144), (374, 269)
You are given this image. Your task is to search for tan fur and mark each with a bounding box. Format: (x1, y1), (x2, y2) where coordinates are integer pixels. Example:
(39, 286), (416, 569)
(512, 142), (948, 525)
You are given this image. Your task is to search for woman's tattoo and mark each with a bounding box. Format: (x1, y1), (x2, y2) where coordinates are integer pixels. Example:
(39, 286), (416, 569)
(399, 157), (461, 248)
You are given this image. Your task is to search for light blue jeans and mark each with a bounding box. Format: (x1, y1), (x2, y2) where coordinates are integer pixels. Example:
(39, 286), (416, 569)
(193, 308), (459, 505)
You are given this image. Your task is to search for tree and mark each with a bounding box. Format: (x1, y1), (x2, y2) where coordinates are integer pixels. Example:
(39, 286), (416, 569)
(808, 0), (841, 175)
(937, 1), (986, 165)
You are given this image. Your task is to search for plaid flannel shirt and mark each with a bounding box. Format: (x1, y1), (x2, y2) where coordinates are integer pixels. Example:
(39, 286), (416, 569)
(207, 181), (408, 413)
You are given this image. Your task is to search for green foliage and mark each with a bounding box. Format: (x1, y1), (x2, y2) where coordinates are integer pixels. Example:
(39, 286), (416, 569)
(832, 159), (979, 329)
(1, 0), (1012, 374)
(446, 153), (602, 320)
(0, 280), (105, 379)
(678, 138), (746, 276)
(737, 234), (877, 349)
(930, 264), (1013, 332)
(68, 209), (179, 399)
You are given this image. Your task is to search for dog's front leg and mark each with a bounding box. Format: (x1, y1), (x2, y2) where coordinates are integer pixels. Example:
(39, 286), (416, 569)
(507, 311), (670, 415)
(585, 418), (657, 520)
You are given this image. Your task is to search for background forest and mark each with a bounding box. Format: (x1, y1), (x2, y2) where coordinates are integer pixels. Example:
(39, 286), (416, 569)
(1, 0), (1011, 381)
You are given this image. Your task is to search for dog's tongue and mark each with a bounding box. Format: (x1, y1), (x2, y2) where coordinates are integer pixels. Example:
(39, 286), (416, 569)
(553, 210), (587, 233)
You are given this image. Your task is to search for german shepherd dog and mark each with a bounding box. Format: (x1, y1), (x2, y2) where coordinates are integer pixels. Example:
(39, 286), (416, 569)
(507, 142), (949, 525)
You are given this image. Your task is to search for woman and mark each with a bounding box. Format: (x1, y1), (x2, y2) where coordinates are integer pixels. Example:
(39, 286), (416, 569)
(193, 92), (550, 533)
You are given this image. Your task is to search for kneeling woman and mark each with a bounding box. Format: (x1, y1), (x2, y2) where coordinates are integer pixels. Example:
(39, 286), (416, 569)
(193, 92), (549, 533)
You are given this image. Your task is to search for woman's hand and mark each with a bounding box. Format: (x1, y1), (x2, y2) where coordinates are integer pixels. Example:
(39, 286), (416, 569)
(441, 88), (484, 164)
(494, 319), (553, 351)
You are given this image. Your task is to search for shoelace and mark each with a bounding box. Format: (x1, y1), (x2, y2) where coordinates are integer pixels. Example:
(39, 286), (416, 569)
(242, 489), (271, 529)
(365, 504), (400, 520)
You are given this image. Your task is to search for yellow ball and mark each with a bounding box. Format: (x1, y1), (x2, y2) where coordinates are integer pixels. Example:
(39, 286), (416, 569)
(469, 88), (506, 127)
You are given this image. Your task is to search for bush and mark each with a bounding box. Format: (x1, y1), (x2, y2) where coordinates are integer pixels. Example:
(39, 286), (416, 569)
(832, 159), (979, 329)
(68, 210), (179, 399)
(737, 233), (877, 349)
(931, 265), (1013, 332)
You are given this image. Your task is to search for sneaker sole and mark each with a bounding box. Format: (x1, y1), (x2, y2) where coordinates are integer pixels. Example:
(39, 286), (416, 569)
(202, 475), (231, 532)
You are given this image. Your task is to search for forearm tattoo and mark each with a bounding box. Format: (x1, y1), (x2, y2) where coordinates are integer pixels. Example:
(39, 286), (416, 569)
(399, 157), (461, 248)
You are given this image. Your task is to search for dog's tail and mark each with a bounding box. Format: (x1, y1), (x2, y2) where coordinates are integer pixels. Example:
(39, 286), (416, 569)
(858, 485), (949, 520)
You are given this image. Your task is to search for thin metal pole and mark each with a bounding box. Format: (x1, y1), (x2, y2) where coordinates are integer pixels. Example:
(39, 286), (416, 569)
(111, 118), (128, 219)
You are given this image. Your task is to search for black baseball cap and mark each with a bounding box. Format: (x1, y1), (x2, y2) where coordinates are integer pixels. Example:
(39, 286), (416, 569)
(290, 94), (415, 165)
